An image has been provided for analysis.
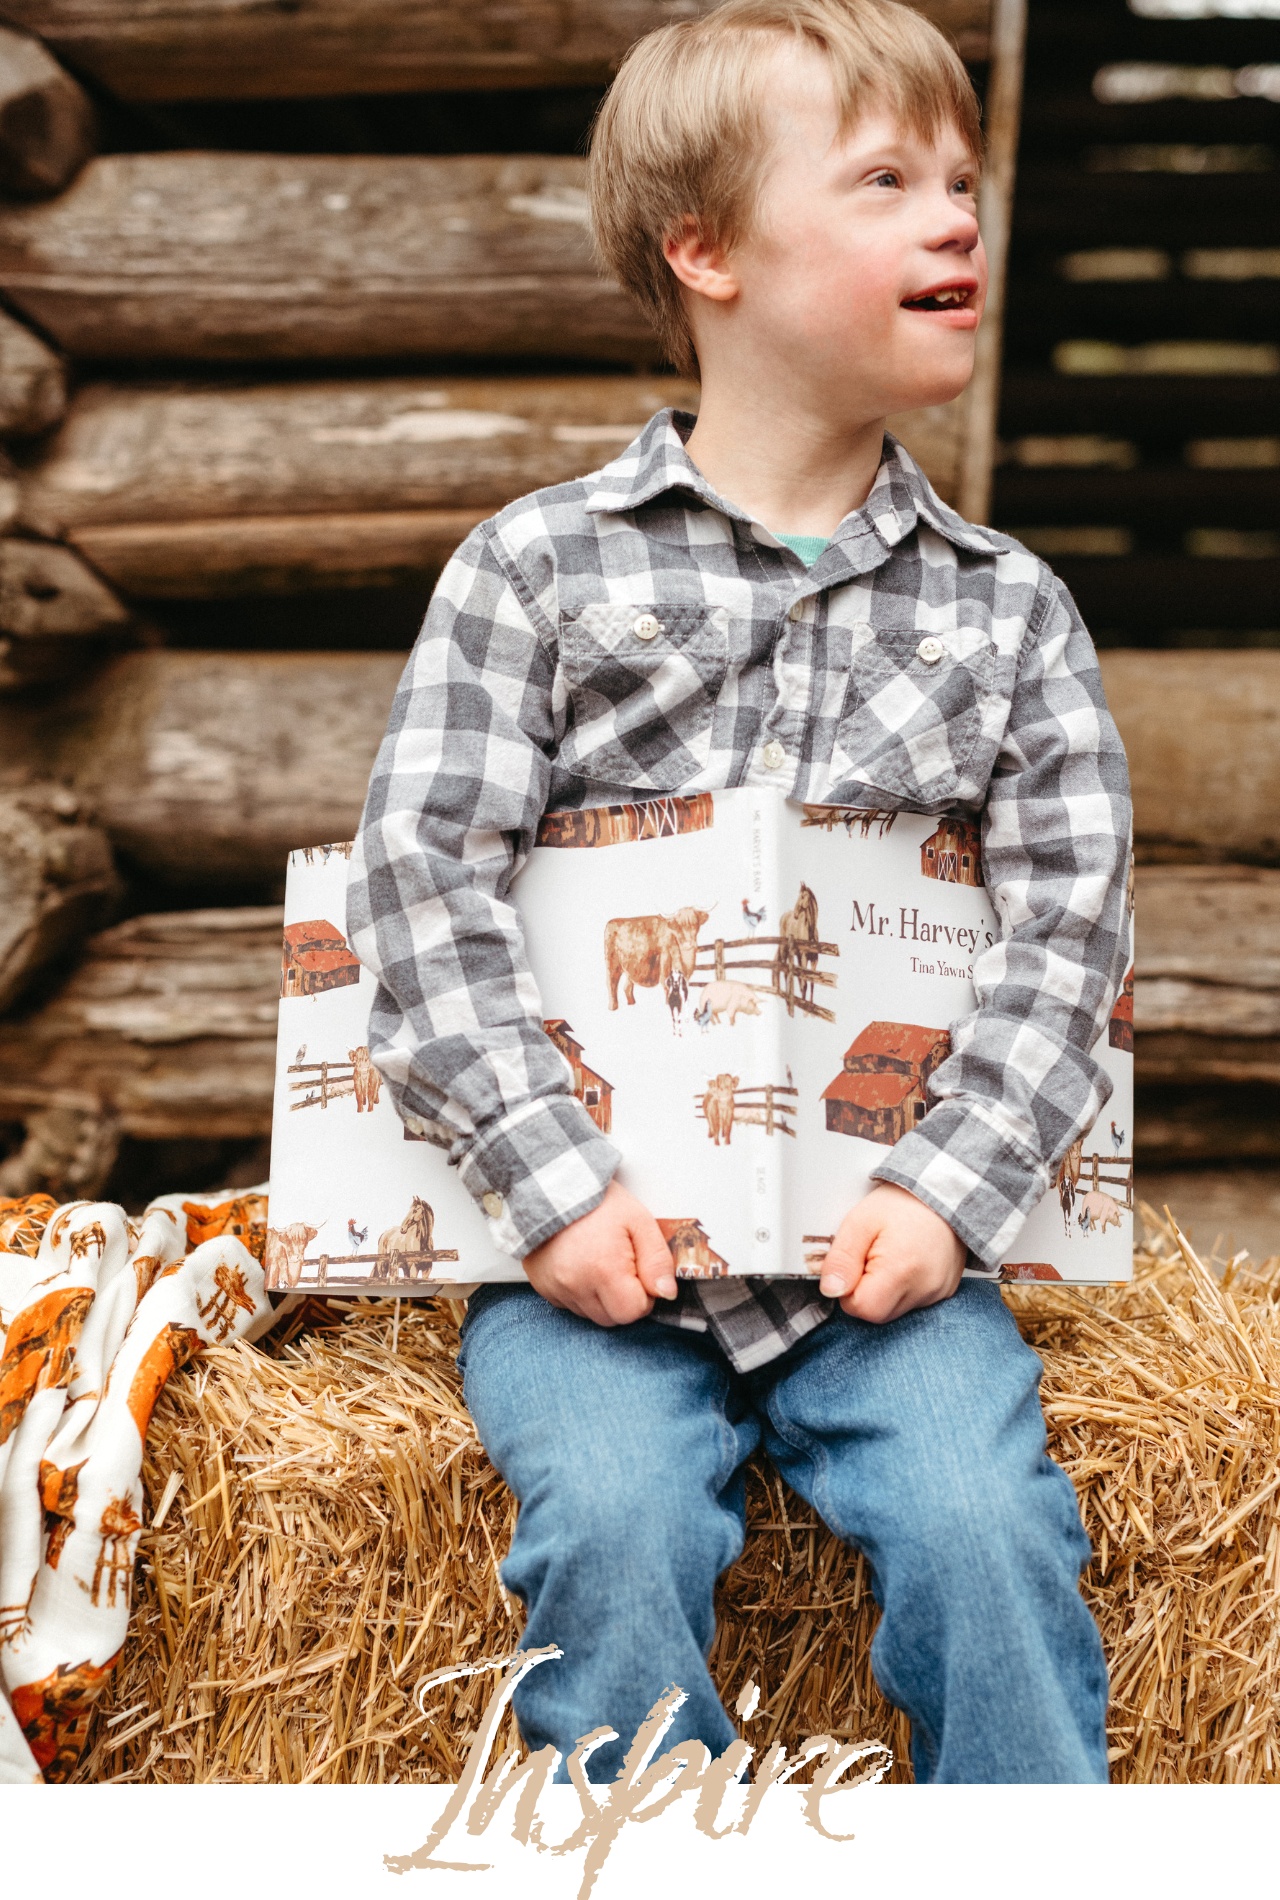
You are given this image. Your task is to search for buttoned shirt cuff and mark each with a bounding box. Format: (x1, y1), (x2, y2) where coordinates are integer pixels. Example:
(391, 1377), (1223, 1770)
(456, 1096), (621, 1258)
(869, 1100), (1049, 1270)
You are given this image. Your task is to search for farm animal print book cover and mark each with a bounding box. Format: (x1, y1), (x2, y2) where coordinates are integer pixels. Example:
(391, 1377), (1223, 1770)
(267, 795), (1134, 1295)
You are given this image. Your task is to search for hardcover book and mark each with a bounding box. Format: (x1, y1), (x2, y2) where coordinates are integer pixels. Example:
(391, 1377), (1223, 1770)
(266, 791), (1134, 1295)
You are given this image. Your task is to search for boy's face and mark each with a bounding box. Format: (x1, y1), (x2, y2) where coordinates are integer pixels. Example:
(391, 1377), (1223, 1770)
(720, 43), (987, 419)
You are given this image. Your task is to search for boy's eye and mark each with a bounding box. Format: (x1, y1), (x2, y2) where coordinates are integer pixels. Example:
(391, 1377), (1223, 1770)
(872, 170), (901, 188)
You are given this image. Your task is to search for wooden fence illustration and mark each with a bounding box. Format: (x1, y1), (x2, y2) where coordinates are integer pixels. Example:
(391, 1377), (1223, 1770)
(287, 1057), (354, 1110)
(1079, 1151), (1134, 1209)
(690, 935), (839, 1021)
(694, 1082), (798, 1139)
(801, 806), (899, 838)
(299, 1244), (460, 1286)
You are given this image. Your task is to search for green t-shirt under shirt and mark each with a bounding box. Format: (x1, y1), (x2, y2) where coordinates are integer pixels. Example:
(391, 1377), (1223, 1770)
(775, 532), (828, 567)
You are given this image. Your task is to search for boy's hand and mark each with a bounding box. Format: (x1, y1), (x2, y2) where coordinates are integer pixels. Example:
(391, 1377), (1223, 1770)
(818, 1183), (965, 1324)
(522, 1180), (678, 1327)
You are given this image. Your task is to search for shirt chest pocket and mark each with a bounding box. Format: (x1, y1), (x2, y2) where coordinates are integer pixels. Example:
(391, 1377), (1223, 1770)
(558, 602), (731, 790)
(835, 625), (996, 802)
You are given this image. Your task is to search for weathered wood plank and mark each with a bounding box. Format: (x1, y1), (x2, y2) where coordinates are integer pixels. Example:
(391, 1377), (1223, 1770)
(0, 2), (991, 102)
(0, 779), (117, 1013)
(1100, 651), (1280, 867)
(0, 651), (1277, 883)
(19, 377), (969, 593)
(0, 22), (94, 196)
(0, 538), (131, 686)
(0, 153), (656, 363)
(0, 905), (281, 1138)
(0, 307), (65, 437)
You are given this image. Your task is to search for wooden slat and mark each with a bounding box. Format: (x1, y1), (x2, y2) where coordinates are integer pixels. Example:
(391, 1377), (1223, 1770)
(0, 2), (992, 103)
(19, 378), (972, 595)
(0, 780), (116, 1013)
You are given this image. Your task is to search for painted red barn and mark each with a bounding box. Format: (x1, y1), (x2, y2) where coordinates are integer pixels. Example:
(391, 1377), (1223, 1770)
(921, 818), (982, 886)
(1109, 966), (1134, 1051)
(280, 920), (361, 998)
(822, 1022), (952, 1145)
(657, 1217), (729, 1280)
(544, 1019), (613, 1134)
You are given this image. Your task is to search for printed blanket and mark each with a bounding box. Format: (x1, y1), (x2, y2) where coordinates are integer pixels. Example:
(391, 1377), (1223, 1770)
(0, 1189), (273, 1782)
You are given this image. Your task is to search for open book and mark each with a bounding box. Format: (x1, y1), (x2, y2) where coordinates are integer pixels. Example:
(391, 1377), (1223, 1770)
(267, 792), (1134, 1295)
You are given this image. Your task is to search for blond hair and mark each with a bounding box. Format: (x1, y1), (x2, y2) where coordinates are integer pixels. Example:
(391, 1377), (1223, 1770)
(588, 0), (983, 375)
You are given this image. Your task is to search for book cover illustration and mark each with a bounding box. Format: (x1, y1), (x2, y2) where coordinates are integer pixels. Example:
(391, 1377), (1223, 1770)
(267, 792), (1134, 1294)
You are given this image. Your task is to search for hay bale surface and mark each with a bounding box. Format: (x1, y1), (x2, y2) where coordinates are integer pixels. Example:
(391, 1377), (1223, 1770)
(73, 1220), (1280, 1785)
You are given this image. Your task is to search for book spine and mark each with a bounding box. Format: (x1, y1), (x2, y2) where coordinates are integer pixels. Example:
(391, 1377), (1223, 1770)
(745, 792), (786, 1274)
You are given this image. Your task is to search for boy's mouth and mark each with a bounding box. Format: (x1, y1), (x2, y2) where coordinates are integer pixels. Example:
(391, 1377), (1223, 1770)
(901, 282), (977, 312)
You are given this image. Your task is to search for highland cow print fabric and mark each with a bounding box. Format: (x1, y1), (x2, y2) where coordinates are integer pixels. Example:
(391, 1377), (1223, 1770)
(0, 1189), (272, 1782)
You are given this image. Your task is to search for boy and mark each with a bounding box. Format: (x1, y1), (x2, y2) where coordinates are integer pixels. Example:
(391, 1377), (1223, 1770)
(349, 0), (1130, 1783)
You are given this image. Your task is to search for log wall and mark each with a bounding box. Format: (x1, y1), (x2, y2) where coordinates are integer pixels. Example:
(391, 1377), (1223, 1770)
(0, 2), (993, 100)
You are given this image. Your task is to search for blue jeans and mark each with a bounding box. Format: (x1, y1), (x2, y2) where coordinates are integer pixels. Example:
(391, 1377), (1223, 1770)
(457, 1280), (1108, 1784)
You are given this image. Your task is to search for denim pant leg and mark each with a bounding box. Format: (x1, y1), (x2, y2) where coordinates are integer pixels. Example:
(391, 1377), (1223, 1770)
(458, 1285), (758, 1779)
(757, 1281), (1109, 1784)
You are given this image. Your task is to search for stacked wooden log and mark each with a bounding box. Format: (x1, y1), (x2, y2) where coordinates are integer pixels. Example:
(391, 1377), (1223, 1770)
(0, 2), (1025, 1202)
(0, 1), (1267, 1224)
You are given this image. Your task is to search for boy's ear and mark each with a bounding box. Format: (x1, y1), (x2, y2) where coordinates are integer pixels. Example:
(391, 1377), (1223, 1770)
(662, 216), (739, 304)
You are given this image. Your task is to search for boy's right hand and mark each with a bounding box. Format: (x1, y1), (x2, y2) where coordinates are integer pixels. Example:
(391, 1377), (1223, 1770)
(521, 1180), (678, 1326)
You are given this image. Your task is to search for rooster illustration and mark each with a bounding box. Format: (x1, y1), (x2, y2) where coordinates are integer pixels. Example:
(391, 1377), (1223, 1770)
(741, 898), (766, 932)
(1109, 1120), (1124, 1153)
(347, 1219), (368, 1250)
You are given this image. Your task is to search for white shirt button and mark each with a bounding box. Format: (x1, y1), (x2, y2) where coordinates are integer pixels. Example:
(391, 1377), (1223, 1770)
(632, 613), (662, 641)
(481, 1190), (504, 1219)
(851, 619), (874, 638)
(761, 739), (785, 770)
(787, 600), (805, 622)
(917, 636), (945, 664)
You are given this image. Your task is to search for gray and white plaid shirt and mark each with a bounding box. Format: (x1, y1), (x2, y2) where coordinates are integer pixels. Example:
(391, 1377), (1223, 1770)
(348, 410), (1132, 1373)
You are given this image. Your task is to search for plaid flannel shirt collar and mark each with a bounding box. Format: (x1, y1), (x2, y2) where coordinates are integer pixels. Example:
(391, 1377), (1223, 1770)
(583, 407), (1002, 564)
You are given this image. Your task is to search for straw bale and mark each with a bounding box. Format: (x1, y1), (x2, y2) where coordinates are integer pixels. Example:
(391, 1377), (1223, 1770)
(70, 1217), (1280, 1785)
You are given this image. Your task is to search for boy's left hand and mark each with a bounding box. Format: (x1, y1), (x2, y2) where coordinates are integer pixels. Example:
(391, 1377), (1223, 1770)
(818, 1183), (966, 1324)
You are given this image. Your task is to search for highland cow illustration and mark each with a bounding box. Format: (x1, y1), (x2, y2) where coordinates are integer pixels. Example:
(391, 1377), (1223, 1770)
(921, 818), (982, 885)
(183, 1193), (268, 1261)
(821, 1023), (952, 1144)
(0, 1194), (57, 1258)
(10, 1651), (122, 1780)
(604, 906), (709, 1030)
(702, 1074), (739, 1146)
(544, 1020), (613, 1133)
(1109, 966), (1134, 1052)
(657, 1218), (730, 1280)
(537, 793), (715, 849)
(264, 1221), (319, 1290)
(280, 919), (361, 998)
(350, 1045), (383, 1111)
(0, 1287), (95, 1448)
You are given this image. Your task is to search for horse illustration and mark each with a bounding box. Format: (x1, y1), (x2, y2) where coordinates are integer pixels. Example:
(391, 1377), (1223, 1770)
(773, 883), (821, 1009)
(373, 1196), (436, 1283)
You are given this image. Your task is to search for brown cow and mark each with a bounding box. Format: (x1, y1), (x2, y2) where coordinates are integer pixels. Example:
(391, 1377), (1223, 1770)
(702, 1074), (739, 1146)
(263, 1222), (319, 1290)
(604, 907), (708, 1026)
(349, 1044), (382, 1111)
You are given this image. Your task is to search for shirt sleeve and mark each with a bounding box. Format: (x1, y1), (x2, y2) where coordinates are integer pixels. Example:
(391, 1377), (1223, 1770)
(346, 524), (621, 1258)
(870, 570), (1133, 1266)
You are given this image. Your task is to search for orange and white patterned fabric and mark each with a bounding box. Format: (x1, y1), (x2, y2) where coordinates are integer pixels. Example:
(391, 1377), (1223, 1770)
(0, 1189), (272, 1782)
